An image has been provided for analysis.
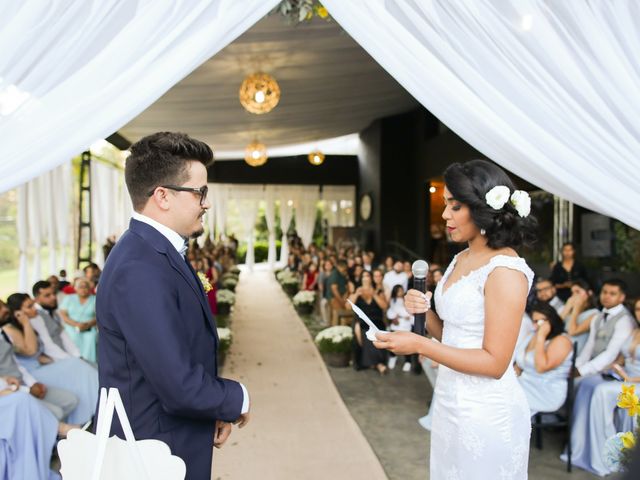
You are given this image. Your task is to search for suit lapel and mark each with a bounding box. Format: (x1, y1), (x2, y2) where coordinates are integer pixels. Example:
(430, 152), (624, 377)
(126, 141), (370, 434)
(129, 219), (218, 340)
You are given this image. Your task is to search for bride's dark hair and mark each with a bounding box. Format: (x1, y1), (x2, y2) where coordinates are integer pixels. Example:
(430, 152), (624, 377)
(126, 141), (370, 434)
(443, 159), (537, 249)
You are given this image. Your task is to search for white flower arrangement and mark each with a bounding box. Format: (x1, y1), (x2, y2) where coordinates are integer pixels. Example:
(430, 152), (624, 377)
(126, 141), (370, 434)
(216, 289), (236, 305)
(293, 290), (315, 306)
(315, 326), (353, 354)
(276, 270), (299, 286)
(485, 186), (531, 217)
(217, 327), (232, 352)
(221, 276), (238, 288)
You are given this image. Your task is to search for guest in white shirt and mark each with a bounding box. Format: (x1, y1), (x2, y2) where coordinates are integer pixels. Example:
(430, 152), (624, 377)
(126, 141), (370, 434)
(382, 261), (409, 300)
(386, 285), (414, 372)
(534, 278), (565, 313)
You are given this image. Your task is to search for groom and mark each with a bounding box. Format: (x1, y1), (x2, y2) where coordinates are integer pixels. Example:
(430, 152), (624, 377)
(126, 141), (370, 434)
(96, 132), (250, 479)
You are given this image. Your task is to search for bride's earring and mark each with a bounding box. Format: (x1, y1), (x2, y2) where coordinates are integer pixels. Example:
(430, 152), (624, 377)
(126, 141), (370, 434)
(480, 228), (486, 236)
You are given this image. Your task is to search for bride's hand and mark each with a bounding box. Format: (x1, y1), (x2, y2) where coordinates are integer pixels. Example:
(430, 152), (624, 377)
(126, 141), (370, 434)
(373, 331), (421, 355)
(404, 289), (431, 315)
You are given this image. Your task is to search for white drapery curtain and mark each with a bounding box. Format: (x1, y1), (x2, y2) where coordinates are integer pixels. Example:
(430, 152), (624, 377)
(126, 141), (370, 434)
(52, 163), (72, 271)
(278, 191), (295, 265)
(91, 162), (125, 266)
(0, 0), (278, 194)
(321, 186), (356, 227)
(264, 186), (277, 269)
(295, 186), (320, 248)
(210, 183), (230, 240)
(323, 0), (640, 229)
(16, 186), (28, 292)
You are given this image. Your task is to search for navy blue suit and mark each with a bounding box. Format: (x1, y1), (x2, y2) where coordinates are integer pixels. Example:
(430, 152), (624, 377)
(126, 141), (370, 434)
(96, 219), (243, 479)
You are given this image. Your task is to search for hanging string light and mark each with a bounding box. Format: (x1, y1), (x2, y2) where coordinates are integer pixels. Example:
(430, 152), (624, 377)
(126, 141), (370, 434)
(308, 150), (325, 166)
(239, 73), (281, 114)
(244, 140), (268, 167)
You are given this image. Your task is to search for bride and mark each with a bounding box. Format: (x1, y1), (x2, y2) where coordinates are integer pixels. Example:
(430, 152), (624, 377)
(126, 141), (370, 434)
(374, 160), (537, 479)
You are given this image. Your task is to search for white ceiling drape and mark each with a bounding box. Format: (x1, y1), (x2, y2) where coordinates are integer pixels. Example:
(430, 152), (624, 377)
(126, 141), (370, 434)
(0, 0), (278, 193)
(322, 0), (640, 229)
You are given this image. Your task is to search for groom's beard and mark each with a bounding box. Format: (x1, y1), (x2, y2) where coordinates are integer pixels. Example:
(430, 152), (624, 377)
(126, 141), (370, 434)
(189, 227), (205, 239)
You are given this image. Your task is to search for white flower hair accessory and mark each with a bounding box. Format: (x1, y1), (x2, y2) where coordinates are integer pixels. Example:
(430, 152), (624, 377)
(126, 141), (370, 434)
(485, 186), (510, 210)
(485, 186), (531, 218)
(510, 190), (531, 217)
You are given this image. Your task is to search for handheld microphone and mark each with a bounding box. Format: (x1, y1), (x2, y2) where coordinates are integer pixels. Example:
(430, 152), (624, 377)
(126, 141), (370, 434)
(411, 260), (429, 336)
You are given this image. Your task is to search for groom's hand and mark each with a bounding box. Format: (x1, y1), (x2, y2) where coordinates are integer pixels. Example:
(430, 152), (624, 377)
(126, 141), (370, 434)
(214, 421), (232, 448)
(234, 412), (251, 429)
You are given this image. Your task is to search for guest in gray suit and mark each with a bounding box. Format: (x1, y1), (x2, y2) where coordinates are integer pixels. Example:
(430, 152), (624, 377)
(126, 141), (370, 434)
(565, 279), (637, 475)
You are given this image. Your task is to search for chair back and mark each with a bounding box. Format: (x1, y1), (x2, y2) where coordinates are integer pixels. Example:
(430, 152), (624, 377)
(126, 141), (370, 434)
(565, 341), (578, 413)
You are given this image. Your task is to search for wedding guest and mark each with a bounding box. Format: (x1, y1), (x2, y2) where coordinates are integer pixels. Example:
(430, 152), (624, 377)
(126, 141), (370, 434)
(6, 293), (98, 425)
(349, 272), (388, 375)
(382, 261), (408, 300)
(0, 377), (64, 480)
(362, 253), (373, 272)
(550, 242), (589, 302)
(403, 261), (414, 290)
(32, 280), (81, 360)
(302, 263), (319, 291)
(372, 268), (385, 294)
(58, 269), (70, 289)
(574, 279), (635, 378)
(0, 301), (79, 424)
(59, 278), (98, 363)
(382, 255), (394, 273)
(514, 302), (573, 415)
(203, 257), (219, 315)
(534, 277), (565, 313)
(559, 280), (599, 355)
(327, 260), (350, 326)
(386, 285), (413, 372)
(567, 296), (640, 476)
(351, 264), (364, 289)
(318, 259), (334, 325)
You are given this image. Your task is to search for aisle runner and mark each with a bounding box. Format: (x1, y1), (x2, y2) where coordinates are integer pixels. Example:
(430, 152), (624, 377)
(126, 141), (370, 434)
(213, 267), (388, 480)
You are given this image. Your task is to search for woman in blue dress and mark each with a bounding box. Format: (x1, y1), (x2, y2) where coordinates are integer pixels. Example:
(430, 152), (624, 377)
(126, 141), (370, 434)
(559, 279), (599, 355)
(5, 293), (98, 425)
(0, 376), (61, 480)
(59, 278), (97, 363)
(514, 302), (573, 415)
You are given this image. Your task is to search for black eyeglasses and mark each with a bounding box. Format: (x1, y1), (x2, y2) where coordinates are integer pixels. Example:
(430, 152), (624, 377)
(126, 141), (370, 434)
(148, 185), (208, 206)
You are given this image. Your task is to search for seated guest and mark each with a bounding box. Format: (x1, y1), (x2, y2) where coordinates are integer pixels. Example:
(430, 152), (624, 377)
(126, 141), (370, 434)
(302, 262), (319, 291)
(386, 285), (414, 372)
(5, 294), (98, 425)
(550, 242), (589, 302)
(58, 278), (97, 363)
(567, 280), (637, 475)
(574, 279), (635, 378)
(327, 260), (350, 326)
(0, 376), (63, 480)
(560, 280), (599, 355)
(349, 271), (388, 375)
(382, 261), (408, 300)
(58, 269), (70, 290)
(534, 277), (565, 313)
(0, 301), (78, 424)
(514, 303), (573, 415)
(32, 281), (81, 360)
(362, 253), (373, 272)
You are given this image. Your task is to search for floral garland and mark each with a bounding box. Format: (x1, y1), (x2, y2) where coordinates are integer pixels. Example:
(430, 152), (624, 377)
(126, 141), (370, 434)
(270, 0), (330, 24)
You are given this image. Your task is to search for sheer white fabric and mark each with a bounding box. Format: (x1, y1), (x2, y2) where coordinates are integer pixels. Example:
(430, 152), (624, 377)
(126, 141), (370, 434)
(323, 0), (640, 229)
(17, 185), (28, 292)
(237, 199), (259, 271)
(264, 186), (277, 269)
(321, 186), (356, 227)
(0, 0), (277, 193)
(431, 253), (534, 479)
(278, 193), (295, 265)
(295, 187), (319, 248)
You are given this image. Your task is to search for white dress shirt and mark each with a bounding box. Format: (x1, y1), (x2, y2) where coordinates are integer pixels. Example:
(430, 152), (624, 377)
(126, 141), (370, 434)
(576, 303), (635, 377)
(132, 212), (250, 415)
(33, 305), (81, 360)
(382, 270), (409, 296)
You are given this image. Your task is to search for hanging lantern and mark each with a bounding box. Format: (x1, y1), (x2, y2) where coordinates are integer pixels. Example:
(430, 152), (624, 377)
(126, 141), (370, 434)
(239, 73), (281, 114)
(308, 150), (325, 166)
(245, 141), (268, 167)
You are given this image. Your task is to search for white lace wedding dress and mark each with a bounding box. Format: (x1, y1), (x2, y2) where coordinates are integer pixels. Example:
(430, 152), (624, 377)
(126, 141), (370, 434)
(430, 253), (534, 480)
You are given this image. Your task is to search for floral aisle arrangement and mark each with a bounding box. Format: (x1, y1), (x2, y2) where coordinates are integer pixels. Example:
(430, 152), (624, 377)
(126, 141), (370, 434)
(292, 290), (315, 315)
(216, 327), (232, 367)
(216, 289), (236, 316)
(221, 275), (238, 292)
(604, 384), (640, 472)
(314, 326), (352, 367)
(276, 270), (300, 296)
(270, 0), (330, 24)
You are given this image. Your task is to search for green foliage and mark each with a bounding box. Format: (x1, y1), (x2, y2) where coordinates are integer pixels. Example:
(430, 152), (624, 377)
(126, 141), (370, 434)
(236, 240), (282, 264)
(613, 221), (640, 272)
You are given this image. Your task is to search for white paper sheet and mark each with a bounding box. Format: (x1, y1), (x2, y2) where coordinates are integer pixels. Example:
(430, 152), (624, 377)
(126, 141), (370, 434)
(347, 299), (388, 342)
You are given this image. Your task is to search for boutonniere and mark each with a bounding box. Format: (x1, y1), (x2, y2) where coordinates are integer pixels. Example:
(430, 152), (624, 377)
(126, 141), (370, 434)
(197, 272), (213, 293)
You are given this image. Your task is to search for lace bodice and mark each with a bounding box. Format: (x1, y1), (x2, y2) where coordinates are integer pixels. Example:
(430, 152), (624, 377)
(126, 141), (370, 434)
(434, 253), (534, 350)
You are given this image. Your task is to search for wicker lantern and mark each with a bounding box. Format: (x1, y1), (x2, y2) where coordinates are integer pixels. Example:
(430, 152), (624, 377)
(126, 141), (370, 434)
(239, 73), (281, 114)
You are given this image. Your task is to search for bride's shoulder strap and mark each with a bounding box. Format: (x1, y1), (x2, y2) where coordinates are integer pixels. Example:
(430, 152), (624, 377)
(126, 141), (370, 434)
(483, 255), (535, 291)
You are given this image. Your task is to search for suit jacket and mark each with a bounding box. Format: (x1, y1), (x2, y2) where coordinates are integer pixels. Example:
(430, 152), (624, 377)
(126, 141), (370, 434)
(96, 219), (243, 479)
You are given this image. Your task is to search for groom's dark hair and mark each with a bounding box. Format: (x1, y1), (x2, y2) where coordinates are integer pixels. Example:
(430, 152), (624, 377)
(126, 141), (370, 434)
(125, 132), (213, 211)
